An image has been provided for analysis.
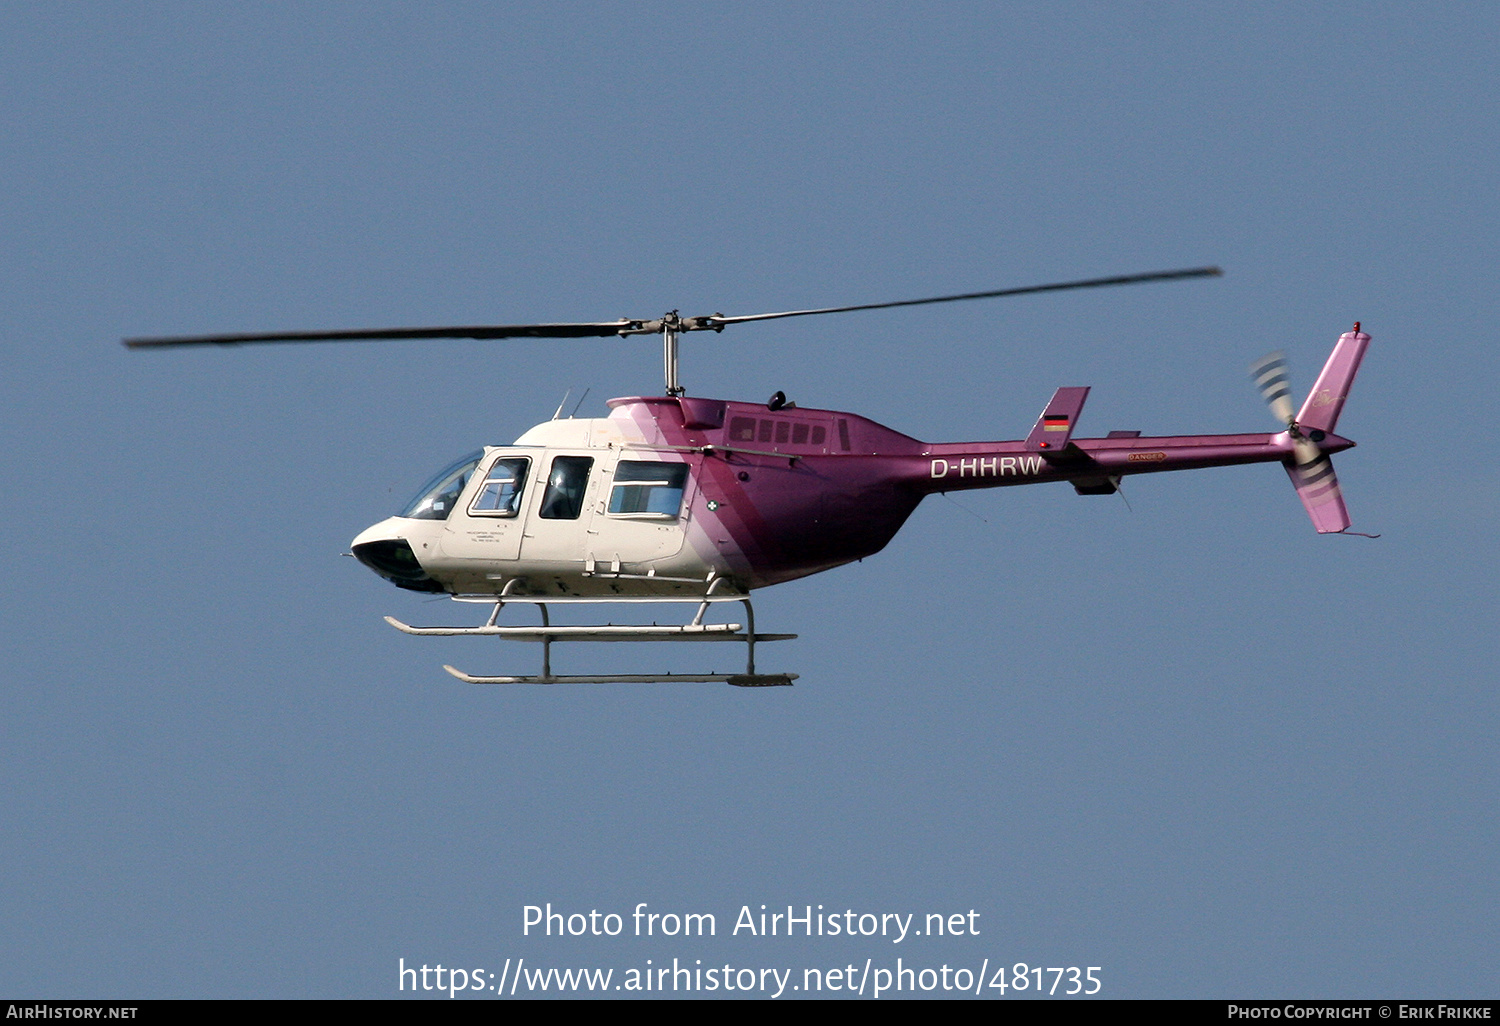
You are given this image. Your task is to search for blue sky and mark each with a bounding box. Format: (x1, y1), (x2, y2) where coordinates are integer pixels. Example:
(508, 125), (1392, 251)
(2, 2), (1496, 999)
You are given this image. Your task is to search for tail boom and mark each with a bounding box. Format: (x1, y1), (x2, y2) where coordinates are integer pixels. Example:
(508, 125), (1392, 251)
(915, 429), (1339, 495)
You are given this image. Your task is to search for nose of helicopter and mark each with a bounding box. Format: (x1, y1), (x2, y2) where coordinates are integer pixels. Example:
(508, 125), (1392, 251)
(350, 518), (445, 593)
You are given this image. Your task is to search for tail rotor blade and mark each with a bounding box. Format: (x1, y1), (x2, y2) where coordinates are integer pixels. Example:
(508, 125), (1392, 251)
(1292, 435), (1322, 466)
(1251, 351), (1322, 464)
(1250, 351), (1296, 427)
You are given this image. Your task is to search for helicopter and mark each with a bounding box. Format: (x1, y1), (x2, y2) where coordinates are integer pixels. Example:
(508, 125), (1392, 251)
(125, 267), (1371, 687)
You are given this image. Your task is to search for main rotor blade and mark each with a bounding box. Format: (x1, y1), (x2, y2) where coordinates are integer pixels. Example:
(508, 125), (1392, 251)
(124, 320), (640, 349)
(124, 265), (1222, 349)
(689, 266), (1223, 330)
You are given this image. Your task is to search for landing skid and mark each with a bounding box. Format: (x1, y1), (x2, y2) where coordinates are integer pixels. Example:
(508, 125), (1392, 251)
(384, 581), (797, 686)
(441, 668), (795, 687)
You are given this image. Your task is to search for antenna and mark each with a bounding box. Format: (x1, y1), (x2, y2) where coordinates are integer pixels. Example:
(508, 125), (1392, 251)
(569, 388), (591, 419)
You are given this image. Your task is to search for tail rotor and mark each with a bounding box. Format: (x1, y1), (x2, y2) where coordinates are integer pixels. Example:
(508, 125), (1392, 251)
(1250, 350), (1322, 467)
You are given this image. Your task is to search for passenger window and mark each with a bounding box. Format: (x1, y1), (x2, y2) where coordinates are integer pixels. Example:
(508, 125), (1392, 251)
(609, 461), (690, 517)
(469, 457), (530, 517)
(538, 456), (593, 520)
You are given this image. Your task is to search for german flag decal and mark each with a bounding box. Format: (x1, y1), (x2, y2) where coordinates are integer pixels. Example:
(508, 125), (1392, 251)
(1043, 415), (1070, 432)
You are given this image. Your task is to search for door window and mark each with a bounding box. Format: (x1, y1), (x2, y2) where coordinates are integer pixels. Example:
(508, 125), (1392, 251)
(469, 457), (530, 517)
(608, 461), (690, 517)
(538, 456), (594, 520)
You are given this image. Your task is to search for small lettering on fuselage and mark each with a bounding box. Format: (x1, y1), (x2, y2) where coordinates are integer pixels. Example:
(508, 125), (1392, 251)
(1127, 451), (1167, 462)
(930, 455), (1045, 479)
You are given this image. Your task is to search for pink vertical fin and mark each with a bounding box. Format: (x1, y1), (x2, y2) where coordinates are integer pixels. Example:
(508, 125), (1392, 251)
(1287, 324), (1371, 533)
(1286, 454), (1350, 533)
(1025, 387), (1090, 452)
(1296, 324), (1371, 435)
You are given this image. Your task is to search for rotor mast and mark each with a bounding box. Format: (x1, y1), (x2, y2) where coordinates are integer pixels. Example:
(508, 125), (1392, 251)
(618, 309), (725, 397)
(664, 317), (682, 396)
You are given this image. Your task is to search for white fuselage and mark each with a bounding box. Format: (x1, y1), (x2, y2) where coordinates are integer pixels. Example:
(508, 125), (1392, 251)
(352, 413), (724, 597)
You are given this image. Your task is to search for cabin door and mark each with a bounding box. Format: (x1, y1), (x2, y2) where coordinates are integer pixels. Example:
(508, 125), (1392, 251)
(585, 451), (694, 568)
(517, 450), (599, 566)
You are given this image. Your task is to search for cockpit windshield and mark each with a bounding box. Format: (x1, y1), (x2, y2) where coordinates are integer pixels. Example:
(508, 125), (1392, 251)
(398, 450), (483, 520)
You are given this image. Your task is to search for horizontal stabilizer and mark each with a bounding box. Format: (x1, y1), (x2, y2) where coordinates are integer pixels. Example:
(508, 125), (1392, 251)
(1026, 386), (1090, 452)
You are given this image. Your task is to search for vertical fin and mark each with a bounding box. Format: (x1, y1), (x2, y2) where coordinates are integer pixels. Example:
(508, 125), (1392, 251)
(1296, 326), (1371, 435)
(1286, 454), (1350, 534)
(1025, 387), (1090, 452)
